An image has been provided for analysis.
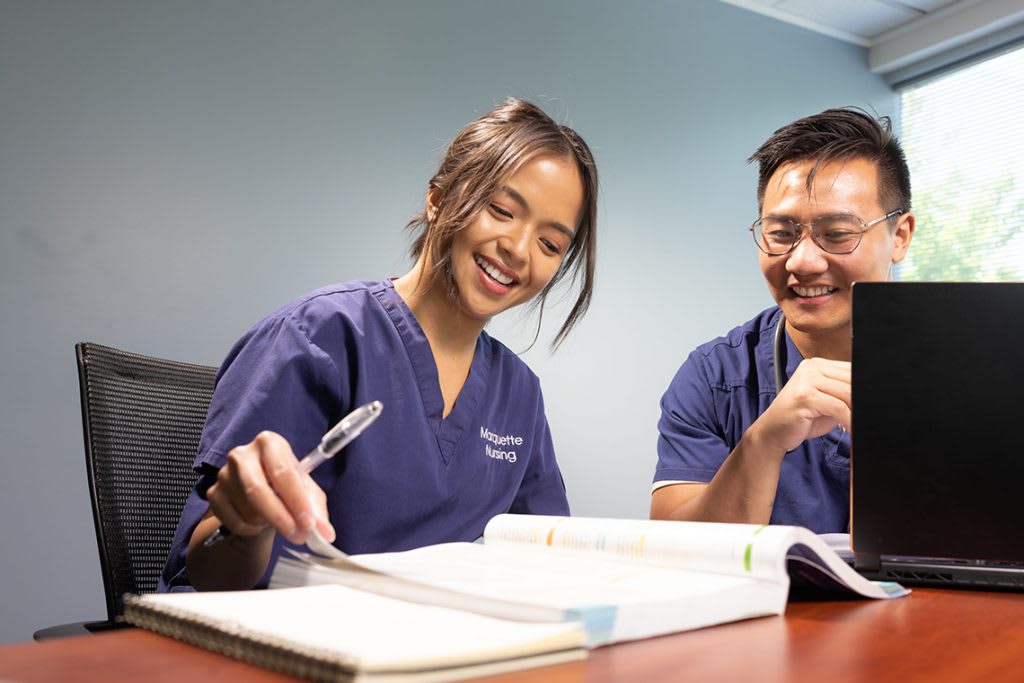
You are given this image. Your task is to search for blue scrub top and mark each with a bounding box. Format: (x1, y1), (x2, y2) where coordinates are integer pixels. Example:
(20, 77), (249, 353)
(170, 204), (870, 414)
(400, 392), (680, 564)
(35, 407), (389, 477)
(160, 280), (569, 591)
(654, 307), (850, 533)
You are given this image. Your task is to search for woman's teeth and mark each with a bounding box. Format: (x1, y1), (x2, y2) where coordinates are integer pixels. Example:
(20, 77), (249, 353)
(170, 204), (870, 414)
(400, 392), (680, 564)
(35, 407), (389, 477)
(476, 256), (513, 285)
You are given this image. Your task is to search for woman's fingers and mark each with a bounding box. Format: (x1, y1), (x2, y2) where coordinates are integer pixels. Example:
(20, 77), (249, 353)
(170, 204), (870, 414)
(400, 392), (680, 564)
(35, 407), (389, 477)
(208, 431), (317, 544)
(302, 473), (336, 543)
(206, 480), (269, 538)
(253, 432), (317, 539)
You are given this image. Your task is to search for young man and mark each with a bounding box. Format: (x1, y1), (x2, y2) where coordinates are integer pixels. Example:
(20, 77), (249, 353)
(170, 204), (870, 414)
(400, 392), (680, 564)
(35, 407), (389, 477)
(651, 108), (915, 533)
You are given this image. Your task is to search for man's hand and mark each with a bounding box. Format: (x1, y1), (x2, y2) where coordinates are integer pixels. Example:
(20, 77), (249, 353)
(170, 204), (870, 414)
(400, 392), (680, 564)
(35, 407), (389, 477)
(754, 358), (851, 455)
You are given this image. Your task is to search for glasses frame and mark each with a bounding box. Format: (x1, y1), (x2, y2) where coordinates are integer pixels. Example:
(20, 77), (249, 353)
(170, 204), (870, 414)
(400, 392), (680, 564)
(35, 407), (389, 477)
(750, 208), (905, 256)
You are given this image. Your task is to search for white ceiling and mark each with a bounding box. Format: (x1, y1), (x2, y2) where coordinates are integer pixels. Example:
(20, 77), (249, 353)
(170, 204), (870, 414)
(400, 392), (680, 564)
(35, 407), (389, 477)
(720, 0), (973, 46)
(720, 0), (1024, 76)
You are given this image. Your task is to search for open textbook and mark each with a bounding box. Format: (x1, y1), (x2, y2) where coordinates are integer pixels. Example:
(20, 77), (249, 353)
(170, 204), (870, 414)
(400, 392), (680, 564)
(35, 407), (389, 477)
(122, 584), (585, 683)
(272, 514), (908, 647)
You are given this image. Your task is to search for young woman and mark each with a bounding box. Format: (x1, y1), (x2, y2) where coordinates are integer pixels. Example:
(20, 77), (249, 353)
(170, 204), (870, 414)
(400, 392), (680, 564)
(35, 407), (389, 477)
(159, 98), (599, 591)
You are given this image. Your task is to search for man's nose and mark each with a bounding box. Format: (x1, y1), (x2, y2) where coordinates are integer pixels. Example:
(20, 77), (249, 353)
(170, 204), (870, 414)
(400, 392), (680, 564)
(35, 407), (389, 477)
(785, 230), (829, 274)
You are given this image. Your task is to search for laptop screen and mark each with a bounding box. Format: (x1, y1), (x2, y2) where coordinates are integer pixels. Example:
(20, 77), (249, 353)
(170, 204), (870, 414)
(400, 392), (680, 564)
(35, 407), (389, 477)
(851, 282), (1024, 564)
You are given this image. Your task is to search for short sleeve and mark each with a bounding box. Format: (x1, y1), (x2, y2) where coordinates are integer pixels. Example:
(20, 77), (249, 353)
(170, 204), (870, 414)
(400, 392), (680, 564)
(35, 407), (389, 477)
(509, 387), (570, 515)
(197, 314), (346, 471)
(654, 350), (732, 485)
(158, 311), (345, 592)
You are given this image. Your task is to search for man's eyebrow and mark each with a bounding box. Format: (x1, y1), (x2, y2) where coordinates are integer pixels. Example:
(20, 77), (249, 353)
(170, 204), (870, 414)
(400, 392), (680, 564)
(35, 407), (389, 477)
(500, 185), (577, 240)
(763, 211), (859, 222)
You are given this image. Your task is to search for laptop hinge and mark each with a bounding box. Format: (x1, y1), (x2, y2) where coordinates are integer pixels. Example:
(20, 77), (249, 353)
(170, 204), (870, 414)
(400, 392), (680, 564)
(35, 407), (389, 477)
(854, 553), (881, 573)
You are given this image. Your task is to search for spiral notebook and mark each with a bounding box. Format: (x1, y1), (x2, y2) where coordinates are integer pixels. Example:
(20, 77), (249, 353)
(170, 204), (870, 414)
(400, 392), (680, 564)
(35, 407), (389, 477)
(122, 584), (585, 682)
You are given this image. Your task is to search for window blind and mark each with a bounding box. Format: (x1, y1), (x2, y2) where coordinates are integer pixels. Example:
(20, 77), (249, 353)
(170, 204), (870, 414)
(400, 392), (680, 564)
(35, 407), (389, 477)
(897, 44), (1024, 282)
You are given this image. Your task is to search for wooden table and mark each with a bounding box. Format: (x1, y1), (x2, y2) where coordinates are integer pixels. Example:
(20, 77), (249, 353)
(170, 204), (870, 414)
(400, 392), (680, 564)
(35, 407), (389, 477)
(2, 588), (1023, 682)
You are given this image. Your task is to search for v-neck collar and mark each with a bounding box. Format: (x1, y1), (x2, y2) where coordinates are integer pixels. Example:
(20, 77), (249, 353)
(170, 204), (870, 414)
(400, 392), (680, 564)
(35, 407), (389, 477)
(374, 280), (492, 464)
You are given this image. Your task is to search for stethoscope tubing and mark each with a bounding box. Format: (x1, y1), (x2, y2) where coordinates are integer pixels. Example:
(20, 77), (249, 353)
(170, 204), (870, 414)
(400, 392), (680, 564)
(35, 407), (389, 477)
(773, 312), (787, 394)
(773, 311), (848, 442)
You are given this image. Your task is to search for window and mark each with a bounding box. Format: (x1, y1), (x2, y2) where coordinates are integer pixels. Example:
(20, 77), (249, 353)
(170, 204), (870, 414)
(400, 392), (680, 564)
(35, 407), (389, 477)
(898, 44), (1024, 281)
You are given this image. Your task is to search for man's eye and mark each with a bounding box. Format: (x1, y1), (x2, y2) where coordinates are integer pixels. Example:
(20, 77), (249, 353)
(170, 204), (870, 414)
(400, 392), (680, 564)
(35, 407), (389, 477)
(490, 204), (513, 219)
(768, 230), (796, 240)
(823, 230), (857, 241)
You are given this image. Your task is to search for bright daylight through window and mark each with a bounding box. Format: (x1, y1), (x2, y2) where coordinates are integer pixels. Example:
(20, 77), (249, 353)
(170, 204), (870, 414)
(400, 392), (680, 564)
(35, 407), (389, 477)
(898, 43), (1024, 281)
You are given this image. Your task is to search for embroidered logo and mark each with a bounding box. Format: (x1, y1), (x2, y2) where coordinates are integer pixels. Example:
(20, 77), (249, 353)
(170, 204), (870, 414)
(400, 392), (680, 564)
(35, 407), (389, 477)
(479, 426), (522, 464)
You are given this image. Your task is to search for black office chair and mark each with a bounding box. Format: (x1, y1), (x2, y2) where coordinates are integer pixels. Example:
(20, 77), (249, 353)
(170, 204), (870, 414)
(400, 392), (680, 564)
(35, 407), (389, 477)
(34, 342), (217, 640)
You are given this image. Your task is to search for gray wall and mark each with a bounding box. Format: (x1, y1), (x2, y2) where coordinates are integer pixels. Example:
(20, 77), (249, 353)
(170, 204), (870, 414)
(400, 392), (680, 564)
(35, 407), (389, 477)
(0, 0), (895, 643)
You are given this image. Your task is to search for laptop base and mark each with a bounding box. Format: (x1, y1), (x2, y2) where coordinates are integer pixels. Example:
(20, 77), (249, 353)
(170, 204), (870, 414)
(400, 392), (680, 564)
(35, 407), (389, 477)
(856, 557), (1024, 591)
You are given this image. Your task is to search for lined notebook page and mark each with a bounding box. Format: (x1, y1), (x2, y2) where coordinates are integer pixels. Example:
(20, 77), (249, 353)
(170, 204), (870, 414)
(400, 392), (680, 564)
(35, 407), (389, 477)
(128, 584), (584, 672)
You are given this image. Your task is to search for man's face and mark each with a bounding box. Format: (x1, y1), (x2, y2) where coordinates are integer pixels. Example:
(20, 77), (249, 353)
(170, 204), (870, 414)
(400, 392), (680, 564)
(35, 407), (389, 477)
(758, 157), (914, 340)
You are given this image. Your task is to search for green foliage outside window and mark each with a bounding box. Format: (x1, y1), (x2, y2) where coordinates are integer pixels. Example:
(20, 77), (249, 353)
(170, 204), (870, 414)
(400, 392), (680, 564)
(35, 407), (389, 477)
(896, 47), (1024, 282)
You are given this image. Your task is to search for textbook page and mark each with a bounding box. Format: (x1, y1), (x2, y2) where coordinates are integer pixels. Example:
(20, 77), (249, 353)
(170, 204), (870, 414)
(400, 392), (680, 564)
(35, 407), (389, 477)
(306, 516), (905, 600)
(280, 516), (905, 646)
(819, 533), (855, 563)
(307, 515), (792, 582)
(124, 584), (585, 682)
(348, 541), (785, 645)
(482, 515), (906, 599)
(275, 541), (788, 645)
(483, 515), (791, 580)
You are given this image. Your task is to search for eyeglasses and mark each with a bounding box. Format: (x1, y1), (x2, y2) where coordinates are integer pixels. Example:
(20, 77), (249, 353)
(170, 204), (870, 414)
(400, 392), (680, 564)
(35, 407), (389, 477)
(750, 209), (904, 256)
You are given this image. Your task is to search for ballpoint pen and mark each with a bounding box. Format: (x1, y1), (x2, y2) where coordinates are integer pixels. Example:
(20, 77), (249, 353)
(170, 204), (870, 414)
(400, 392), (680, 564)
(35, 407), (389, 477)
(203, 400), (383, 547)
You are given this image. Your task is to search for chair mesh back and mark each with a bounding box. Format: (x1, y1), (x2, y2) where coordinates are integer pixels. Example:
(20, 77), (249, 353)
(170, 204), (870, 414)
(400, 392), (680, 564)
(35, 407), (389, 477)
(77, 342), (216, 620)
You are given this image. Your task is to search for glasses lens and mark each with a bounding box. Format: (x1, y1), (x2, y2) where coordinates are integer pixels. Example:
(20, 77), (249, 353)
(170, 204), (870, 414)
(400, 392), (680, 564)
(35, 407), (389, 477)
(755, 218), (798, 255)
(814, 216), (863, 254)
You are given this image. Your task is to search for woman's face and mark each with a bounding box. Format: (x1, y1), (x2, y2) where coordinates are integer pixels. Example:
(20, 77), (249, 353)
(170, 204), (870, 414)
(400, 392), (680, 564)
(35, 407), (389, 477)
(446, 153), (584, 323)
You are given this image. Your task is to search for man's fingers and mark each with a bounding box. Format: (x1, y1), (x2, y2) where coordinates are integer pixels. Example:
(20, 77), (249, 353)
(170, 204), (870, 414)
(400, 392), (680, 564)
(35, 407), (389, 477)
(816, 377), (851, 408)
(816, 362), (851, 383)
(793, 358), (850, 383)
(825, 394), (852, 433)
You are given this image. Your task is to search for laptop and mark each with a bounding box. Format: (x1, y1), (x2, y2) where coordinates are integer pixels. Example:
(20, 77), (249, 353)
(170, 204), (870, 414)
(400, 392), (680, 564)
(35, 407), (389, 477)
(851, 281), (1024, 590)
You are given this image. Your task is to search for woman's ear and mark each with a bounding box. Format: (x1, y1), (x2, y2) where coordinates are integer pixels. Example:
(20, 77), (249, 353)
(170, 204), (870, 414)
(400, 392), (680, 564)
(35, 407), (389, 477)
(426, 189), (440, 223)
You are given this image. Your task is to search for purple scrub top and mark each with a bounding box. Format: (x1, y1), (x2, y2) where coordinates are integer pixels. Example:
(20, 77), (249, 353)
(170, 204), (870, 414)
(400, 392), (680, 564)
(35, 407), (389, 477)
(160, 280), (569, 591)
(654, 307), (850, 533)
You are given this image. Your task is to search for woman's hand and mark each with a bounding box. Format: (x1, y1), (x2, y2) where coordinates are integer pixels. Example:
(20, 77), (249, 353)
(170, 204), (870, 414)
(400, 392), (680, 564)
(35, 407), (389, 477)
(205, 431), (336, 545)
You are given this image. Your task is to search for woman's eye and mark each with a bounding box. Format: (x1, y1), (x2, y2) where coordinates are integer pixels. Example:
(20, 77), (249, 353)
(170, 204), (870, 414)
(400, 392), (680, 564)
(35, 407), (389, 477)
(541, 239), (562, 255)
(490, 204), (513, 219)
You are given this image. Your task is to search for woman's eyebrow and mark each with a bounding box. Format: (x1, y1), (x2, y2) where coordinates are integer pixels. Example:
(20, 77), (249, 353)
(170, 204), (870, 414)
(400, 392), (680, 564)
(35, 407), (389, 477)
(501, 185), (529, 210)
(501, 185), (576, 239)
